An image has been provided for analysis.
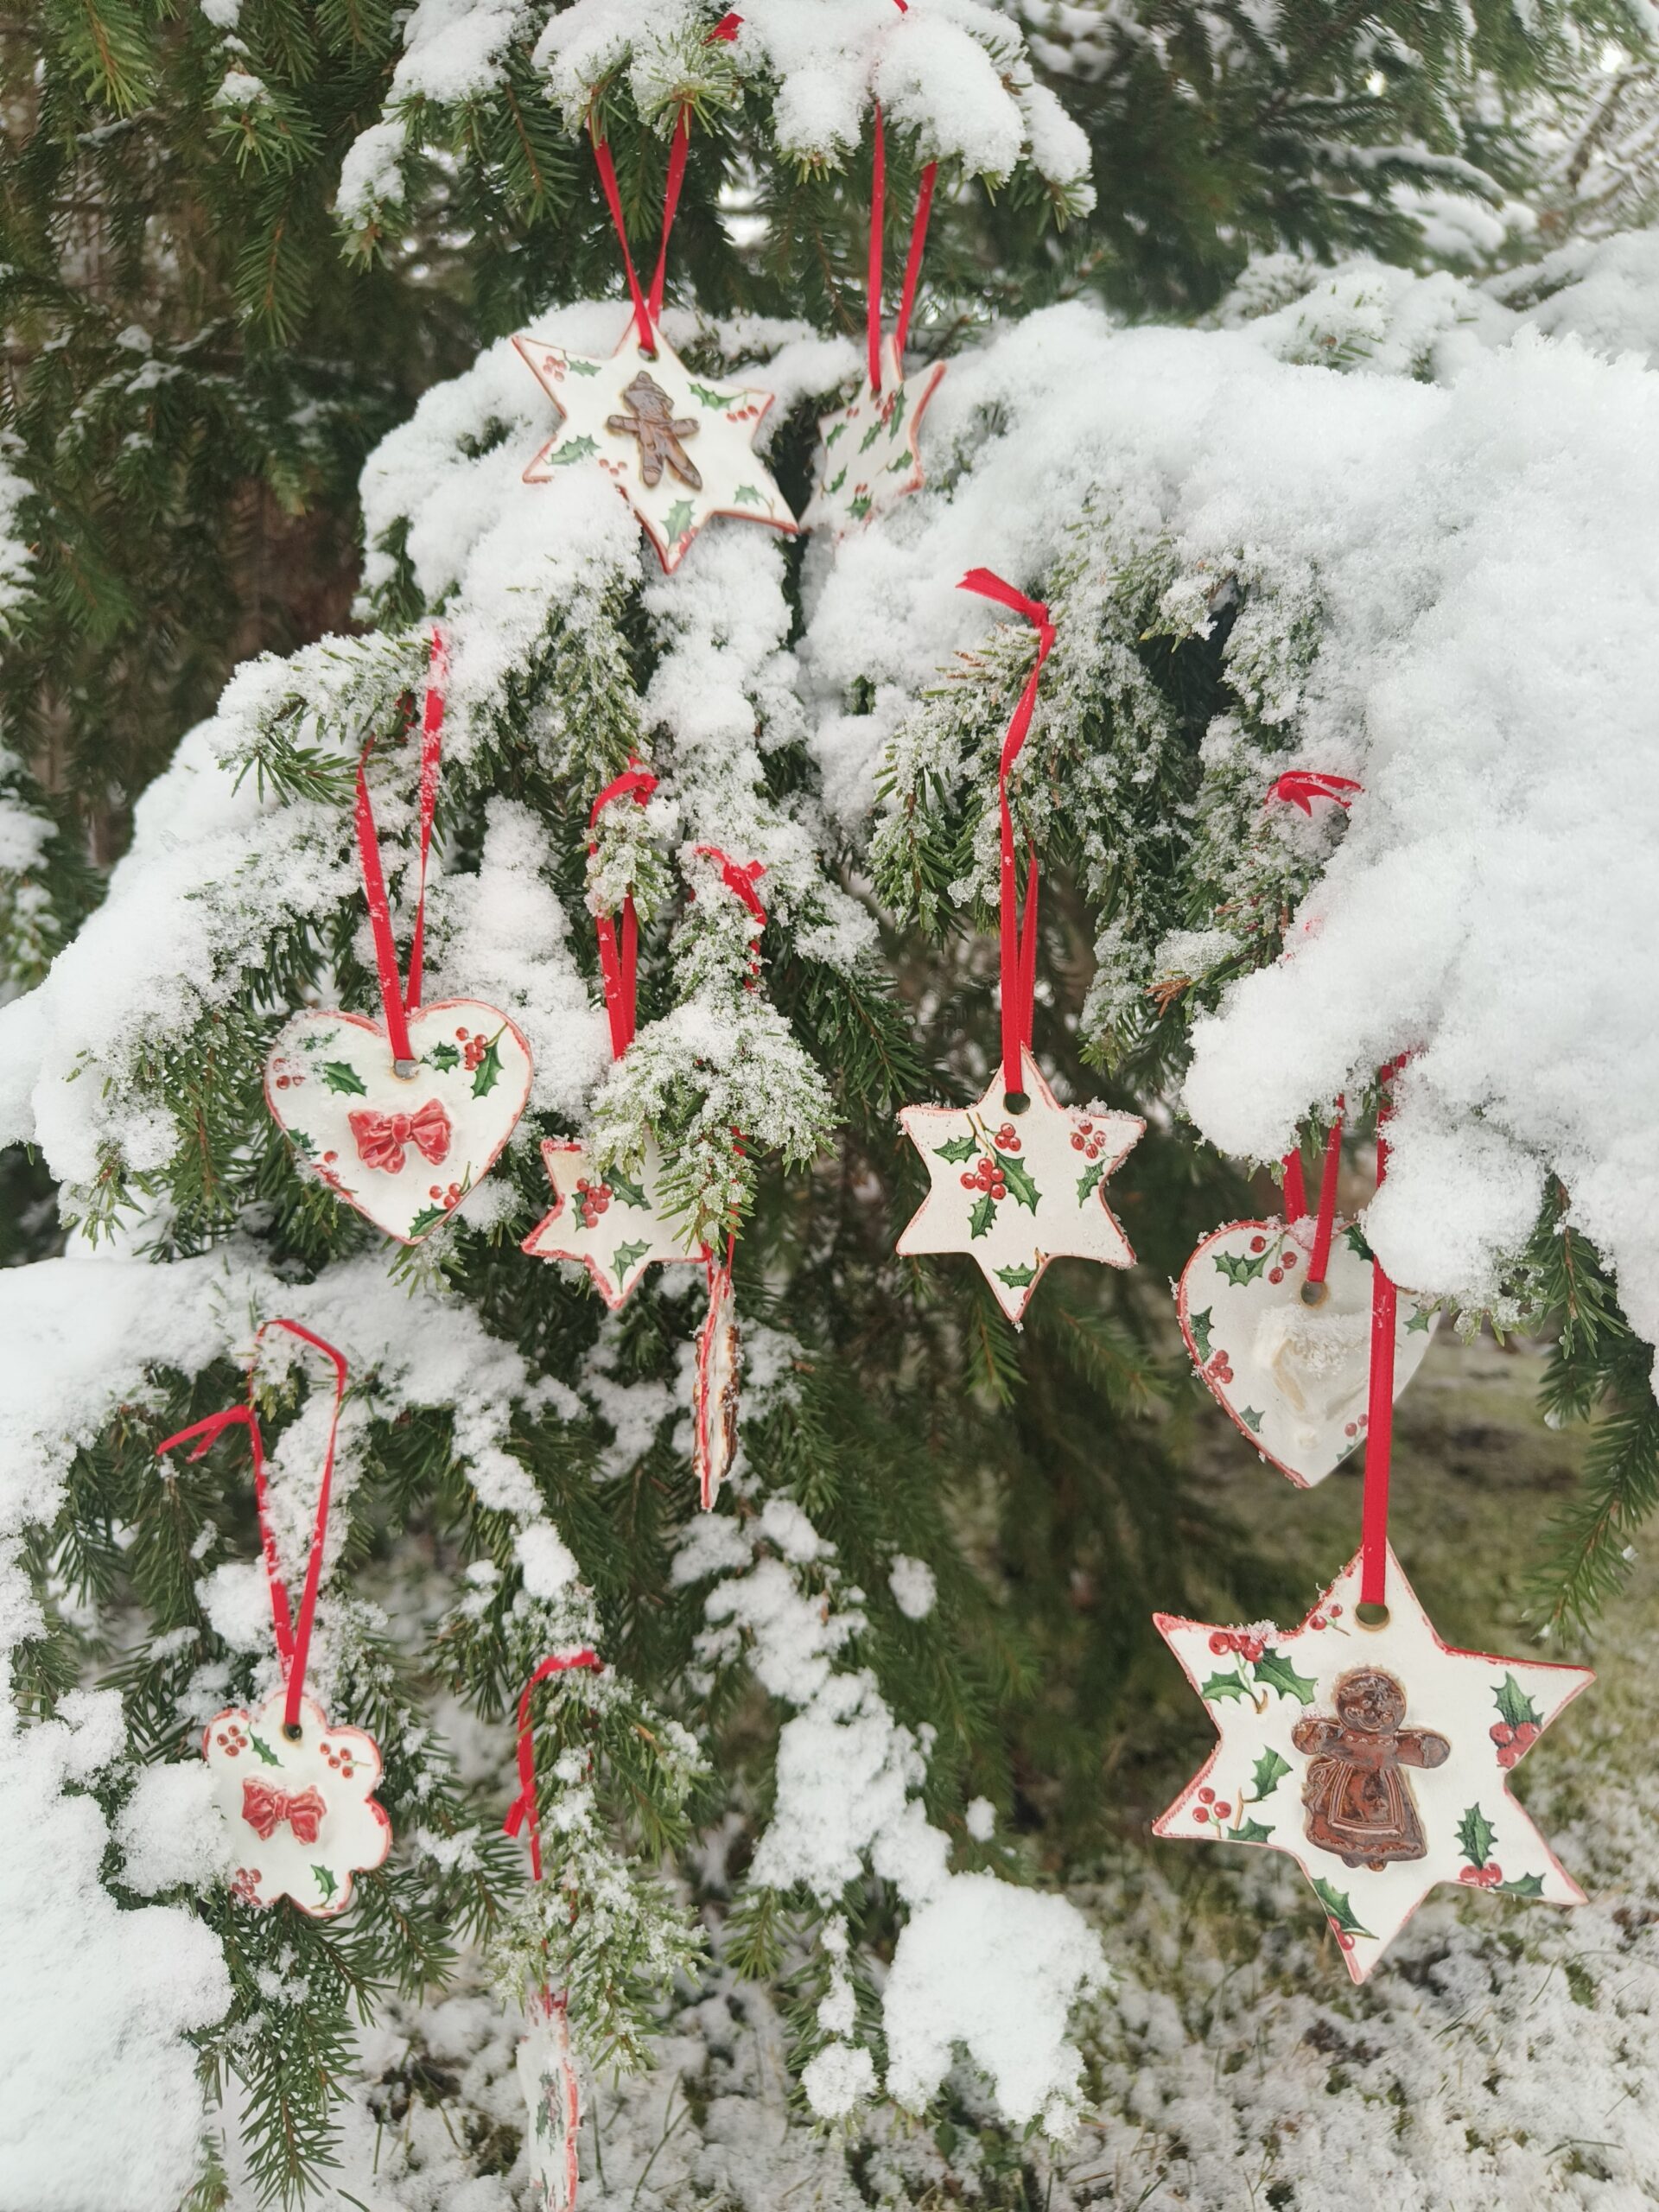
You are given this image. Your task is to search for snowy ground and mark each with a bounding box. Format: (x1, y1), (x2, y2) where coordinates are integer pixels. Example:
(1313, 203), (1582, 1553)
(232, 1329), (1657, 2212)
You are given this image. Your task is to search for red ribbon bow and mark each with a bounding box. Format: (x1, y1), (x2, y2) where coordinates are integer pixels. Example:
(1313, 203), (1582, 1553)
(693, 846), (767, 926)
(347, 1098), (452, 1174)
(1268, 771), (1363, 815)
(242, 1777), (327, 1845)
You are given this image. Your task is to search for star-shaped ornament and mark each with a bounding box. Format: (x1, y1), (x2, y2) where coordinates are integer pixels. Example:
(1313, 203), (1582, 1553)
(521, 1135), (705, 1307)
(512, 326), (797, 573)
(896, 1048), (1144, 1324)
(802, 335), (945, 536)
(1154, 1548), (1592, 1982)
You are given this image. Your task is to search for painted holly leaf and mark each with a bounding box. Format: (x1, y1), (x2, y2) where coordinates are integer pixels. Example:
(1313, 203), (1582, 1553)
(664, 499), (695, 543)
(999, 1154), (1040, 1213)
(826, 467), (847, 494)
(886, 385), (908, 435)
(607, 1166), (650, 1208)
(995, 1262), (1037, 1289)
(407, 1204), (448, 1238)
(968, 1194), (996, 1241)
(887, 451), (915, 474)
(321, 1060), (368, 1096)
(313, 1864), (340, 1904)
(470, 1031), (505, 1098)
(567, 359), (601, 377)
(1494, 1673), (1541, 1730)
(1497, 1872), (1546, 1897)
(734, 483), (766, 507)
(1456, 1803), (1497, 1868)
(1405, 1304), (1433, 1333)
(1252, 1748), (1292, 1797)
(548, 434), (601, 464)
(934, 1135), (979, 1165)
(1200, 1669), (1249, 1704)
(1077, 1160), (1105, 1205)
(690, 380), (741, 408)
(1227, 1816), (1274, 1844)
(1343, 1223), (1374, 1261)
(1240, 1407), (1265, 1434)
(247, 1731), (281, 1768)
(613, 1239), (652, 1279)
(1254, 1648), (1317, 1705)
(825, 421), (848, 448)
(1214, 1247), (1269, 1286)
(1310, 1878), (1375, 1938)
(288, 1128), (315, 1157)
(849, 493), (873, 521)
(859, 419), (883, 452)
(425, 1041), (461, 1072)
(1189, 1306), (1215, 1362)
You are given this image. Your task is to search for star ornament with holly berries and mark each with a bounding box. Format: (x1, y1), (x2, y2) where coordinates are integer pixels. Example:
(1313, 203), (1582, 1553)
(895, 1049), (1144, 1325)
(512, 327), (797, 573)
(802, 334), (945, 536)
(1153, 1547), (1592, 1981)
(521, 1134), (705, 1308)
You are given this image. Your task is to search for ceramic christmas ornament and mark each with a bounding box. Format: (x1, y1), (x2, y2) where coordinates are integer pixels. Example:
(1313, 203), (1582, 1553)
(264, 638), (532, 1244)
(803, 333), (944, 534)
(268, 1003), (533, 1244)
(205, 1688), (390, 1916)
(1177, 1214), (1439, 1486)
(522, 1133), (705, 1307)
(1153, 1546), (1592, 1981)
(513, 328), (794, 574)
(518, 1989), (582, 2211)
(694, 1258), (741, 1510)
(158, 1321), (391, 1920)
(897, 1047), (1143, 1324)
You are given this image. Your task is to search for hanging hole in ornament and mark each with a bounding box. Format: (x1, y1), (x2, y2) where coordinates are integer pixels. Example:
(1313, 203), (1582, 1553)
(1355, 1601), (1390, 1631)
(1005, 1091), (1031, 1117)
(1300, 1277), (1329, 1308)
(282, 1720), (304, 1743)
(391, 1057), (420, 1082)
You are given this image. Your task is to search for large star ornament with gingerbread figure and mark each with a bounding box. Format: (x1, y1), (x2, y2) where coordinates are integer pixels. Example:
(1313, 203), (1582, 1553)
(895, 1048), (1143, 1324)
(1154, 1546), (1592, 1981)
(513, 326), (796, 573)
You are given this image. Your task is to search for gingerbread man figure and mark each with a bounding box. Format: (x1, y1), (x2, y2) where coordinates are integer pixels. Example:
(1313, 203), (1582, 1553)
(607, 371), (702, 490)
(1292, 1666), (1449, 1870)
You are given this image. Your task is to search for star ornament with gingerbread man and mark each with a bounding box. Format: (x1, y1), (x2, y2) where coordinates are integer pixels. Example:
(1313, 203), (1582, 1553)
(1153, 1546), (1592, 1980)
(512, 326), (797, 573)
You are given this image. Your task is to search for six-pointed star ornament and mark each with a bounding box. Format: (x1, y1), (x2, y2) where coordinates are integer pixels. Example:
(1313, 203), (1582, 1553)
(1153, 1547), (1592, 1981)
(520, 1133), (705, 1307)
(512, 327), (797, 573)
(802, 334), (945, 535)
(896, 1047), (1144, 1324)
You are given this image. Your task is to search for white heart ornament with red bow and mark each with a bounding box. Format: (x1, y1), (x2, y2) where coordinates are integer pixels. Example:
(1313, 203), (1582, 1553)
(265, 1001), (532, 1244)
(204, 1688), (390, 1916)
(1177, 1217), (1439, 1487)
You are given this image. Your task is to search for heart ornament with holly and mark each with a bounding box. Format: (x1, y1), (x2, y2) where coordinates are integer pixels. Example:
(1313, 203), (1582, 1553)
(1177, 1216), (1439, 1487)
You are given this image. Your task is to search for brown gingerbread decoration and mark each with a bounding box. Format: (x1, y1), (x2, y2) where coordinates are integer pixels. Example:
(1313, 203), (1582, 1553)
(1291, 1665), (1449, 1871)
(607, 371), (702, 491)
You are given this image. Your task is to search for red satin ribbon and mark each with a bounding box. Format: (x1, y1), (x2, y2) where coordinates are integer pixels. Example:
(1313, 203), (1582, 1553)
(1359, 1061), (1408, 1607)
(866, 102), (938, 393)
(1305, 1106), (1344, 1290)
(1268, 770), (1363, 816)
(156, 1319), (349, 1737)
(1281, 1149), (1307, 1220)
(502, 1649), (604, 1882)
(694, 846), (767, 927)
(589, 764), (658, 1058)
(355, 629), (446, 1067)
(957, 569), (1055, 1101)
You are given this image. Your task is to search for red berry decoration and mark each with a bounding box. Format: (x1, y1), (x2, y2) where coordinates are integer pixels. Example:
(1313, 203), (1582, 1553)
(1249, 1236), (1267, 1254)
(1209, 1631), (1230, 1656)
(1490, 1722), (1514, 1746)
(1198, 1786), (1215, 1803)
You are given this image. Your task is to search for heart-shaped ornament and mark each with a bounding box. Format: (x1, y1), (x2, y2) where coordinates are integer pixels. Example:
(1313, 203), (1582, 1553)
(265, 1000), (533, 1244)
(1176, 1217), (1439, 1488)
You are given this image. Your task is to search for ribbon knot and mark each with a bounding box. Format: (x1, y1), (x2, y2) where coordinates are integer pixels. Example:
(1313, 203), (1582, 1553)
(242, 1777), (327, 1845)
(502, 1649), (603, 1883)
(1268, 770), (1363, 815)
(348, 1098), (452, 1174)
(693, 846), (767, 927)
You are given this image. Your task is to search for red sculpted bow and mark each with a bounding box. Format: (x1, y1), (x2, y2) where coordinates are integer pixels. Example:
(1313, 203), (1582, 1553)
(242, 1778), (327, 1845)
(348, 1098), (452, 1174)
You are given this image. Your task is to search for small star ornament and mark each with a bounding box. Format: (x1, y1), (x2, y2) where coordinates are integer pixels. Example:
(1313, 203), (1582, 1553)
(896, 1048), (1144, 1323)
(513, 327), (796, 573)
(517, 1988), (582, 2211)
(521, 1134), (705, 1307)
(265, 1002), (533, 1244)
(1154, 1548), (1592, 1981)
(204, 1690), (391, 1917)
(803, 335), (945, 535)
(1178, 1215), (1440, 1486)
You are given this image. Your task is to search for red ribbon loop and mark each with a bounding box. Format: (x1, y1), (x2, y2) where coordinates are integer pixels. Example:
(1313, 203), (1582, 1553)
(1305, 1106), (1344, 1289)
(1281, 1150), (1308, 1222)
(589, 764), (659, 1059)
(354, 629), (445, 1065)
(957, 570), (1056, 1098)
(866, 100), (938, 392)
(1359, 1058), (1409, 1608)
(502, 1650), (604, 1883)
(156, 1319), (348, 1735)
(1268, 771), (1363, 816)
